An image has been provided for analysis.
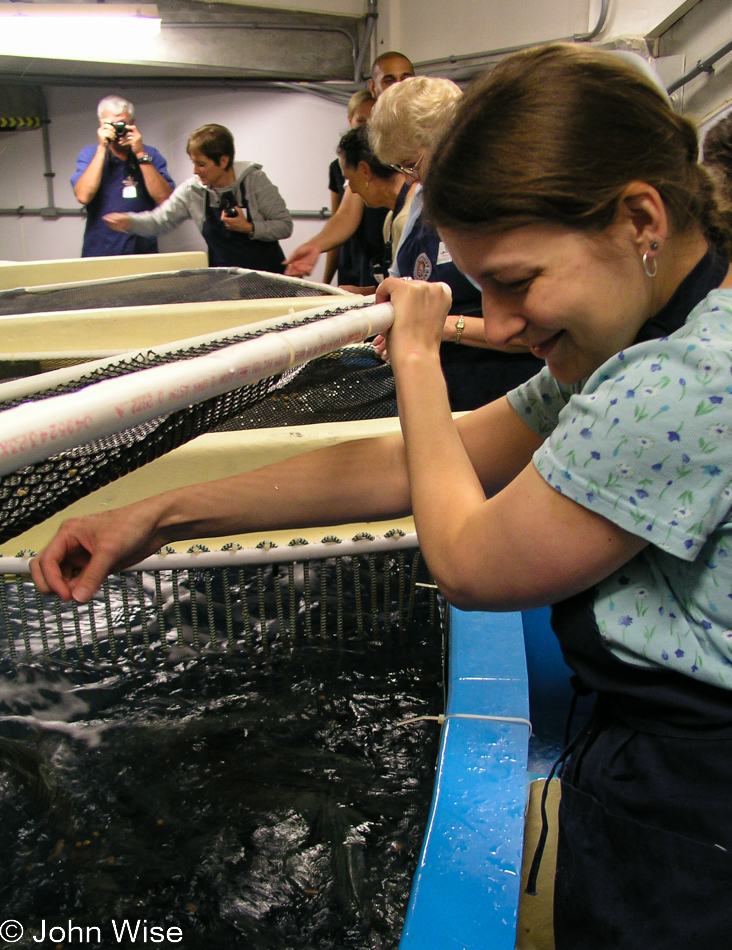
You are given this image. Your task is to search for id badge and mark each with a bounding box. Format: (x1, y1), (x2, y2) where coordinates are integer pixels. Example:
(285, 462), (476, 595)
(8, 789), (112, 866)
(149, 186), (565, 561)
(122, 175), (138, 200)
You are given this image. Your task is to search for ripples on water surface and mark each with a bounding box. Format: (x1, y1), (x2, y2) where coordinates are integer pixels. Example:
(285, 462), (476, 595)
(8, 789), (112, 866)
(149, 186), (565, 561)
(0, 561), (444, 949)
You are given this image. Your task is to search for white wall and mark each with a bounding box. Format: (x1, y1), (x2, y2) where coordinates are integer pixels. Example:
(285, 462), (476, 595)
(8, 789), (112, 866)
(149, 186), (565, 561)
(0, 83), (348, 279)
(602, 0), (699, 39)
(374, 0), (597, 64)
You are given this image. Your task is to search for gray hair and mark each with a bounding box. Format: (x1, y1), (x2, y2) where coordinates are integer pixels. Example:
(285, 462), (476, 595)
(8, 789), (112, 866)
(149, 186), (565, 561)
(368, 76), (462, 167)
(97, 95), (135, 119)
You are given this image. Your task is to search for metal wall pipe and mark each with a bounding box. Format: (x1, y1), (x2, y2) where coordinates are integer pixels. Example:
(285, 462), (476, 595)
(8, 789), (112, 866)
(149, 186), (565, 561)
(666, 35), (732, 95)
(353, 0), (377, 83)
(0, 206), (332, 220)
(414, 0), (610, 76)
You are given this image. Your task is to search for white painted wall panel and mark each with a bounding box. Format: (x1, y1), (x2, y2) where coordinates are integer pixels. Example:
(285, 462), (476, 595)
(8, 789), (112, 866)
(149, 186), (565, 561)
(375, 0), (594, 63)
(603, 0), (700, 39)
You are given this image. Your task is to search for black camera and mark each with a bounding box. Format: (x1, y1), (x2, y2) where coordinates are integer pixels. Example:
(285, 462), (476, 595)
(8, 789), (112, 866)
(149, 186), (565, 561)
(112, 120), (128, 141)
(219, 192), (239, 218)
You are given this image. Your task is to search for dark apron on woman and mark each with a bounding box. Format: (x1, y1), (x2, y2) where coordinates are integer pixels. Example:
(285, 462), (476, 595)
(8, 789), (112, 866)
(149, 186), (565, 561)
(329, 160), (388, 286)
(548, 245), (732, 950)
(202, 185), (285, 273)
(395, 213), (541, 411)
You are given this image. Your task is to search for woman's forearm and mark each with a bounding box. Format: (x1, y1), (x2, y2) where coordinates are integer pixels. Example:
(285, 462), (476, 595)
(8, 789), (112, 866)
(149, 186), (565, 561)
(155, 433), (411, 543)
(31, 433), (412, 603)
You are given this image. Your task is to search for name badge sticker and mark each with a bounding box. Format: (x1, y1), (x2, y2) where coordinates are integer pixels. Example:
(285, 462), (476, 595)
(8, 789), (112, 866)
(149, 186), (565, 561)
(122, 175), (138, 200)
(436, 242), (453, 265)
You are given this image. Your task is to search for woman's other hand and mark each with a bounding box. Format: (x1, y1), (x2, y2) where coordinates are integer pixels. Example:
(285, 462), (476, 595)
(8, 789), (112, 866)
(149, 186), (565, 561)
(375, 277), (451, 367)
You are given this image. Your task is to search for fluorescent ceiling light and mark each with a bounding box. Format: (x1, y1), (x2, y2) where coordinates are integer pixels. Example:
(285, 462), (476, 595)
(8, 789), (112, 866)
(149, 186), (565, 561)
(0, 4), (161, 60)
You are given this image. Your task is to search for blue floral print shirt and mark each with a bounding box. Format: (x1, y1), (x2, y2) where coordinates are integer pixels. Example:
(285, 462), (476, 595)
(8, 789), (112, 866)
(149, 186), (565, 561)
(507, 289), (732, 688)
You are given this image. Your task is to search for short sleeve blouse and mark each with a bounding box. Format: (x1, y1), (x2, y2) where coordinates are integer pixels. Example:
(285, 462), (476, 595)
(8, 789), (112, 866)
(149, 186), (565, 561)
(507, 290), (732, 687)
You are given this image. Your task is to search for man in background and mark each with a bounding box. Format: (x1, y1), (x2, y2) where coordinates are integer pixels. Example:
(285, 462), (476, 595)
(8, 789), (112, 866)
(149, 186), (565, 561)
(72, 95), (174, 257)
(369, 50), (415, 98)
(284, 51), (414, 278)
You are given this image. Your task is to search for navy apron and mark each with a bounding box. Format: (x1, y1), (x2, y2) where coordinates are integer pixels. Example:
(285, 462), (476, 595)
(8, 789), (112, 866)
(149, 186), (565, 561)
(395, 213), (541, 410)
(202, 184), (285, 273)
(329, 160), (388, 286)
(549, 246), (732, 949)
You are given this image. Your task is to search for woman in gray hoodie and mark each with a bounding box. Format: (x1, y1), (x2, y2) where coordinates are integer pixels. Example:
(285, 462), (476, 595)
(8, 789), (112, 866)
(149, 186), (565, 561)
(104, 123), (293, 273)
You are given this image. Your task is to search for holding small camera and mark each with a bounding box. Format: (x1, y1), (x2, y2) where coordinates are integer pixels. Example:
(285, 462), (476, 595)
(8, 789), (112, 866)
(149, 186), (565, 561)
(112, 120), (128, 141)
(218, 191), (240, 219)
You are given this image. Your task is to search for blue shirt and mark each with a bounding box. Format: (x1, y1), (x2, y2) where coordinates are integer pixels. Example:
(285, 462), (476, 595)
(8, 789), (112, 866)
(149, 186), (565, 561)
(71, 144), (175, 257)
(508, 289), (732, 688)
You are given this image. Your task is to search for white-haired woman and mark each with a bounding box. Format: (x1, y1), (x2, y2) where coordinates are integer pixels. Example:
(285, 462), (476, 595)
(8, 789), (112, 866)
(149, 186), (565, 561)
(369, 76), (542, 410)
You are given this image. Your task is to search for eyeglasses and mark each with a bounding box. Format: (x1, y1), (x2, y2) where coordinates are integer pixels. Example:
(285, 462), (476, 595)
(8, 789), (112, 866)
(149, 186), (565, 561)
(390, 154), (424, 178)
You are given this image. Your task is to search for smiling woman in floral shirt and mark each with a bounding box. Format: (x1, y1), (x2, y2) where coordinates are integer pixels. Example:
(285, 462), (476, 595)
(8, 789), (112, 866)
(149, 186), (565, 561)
(419, 45), (732, 948)
(32, 44), (732, 948)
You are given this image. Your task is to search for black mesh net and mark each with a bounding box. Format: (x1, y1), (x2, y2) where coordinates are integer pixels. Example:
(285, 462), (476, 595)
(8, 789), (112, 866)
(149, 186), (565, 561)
(0, 268), (340, 316)
(0, 301), (396, 546)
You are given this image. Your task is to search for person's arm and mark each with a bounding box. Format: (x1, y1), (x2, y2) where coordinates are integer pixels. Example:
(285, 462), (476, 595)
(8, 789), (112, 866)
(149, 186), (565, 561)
(374, 314), (494, 357)
(373, 313), (527, 359)
(443, 315), (487, 347)
(284, 187), (365, 276)
(441, 314), (531, 352)
(123, 127), (173, 206)
(377, 277), (647, 612)
(323, 191), (342, 284)
(103, 213), (133, 232)
(109, 181), (195, 238)
(72, 124), (115, 205)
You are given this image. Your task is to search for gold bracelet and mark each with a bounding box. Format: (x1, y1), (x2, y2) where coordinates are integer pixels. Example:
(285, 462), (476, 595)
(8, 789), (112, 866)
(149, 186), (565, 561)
(455, 315), (465, 344)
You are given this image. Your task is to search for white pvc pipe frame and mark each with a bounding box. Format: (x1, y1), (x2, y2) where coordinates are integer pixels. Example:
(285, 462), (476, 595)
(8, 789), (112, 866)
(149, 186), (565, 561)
(0, 299), (395, 478)
(0, 530), (420, 576)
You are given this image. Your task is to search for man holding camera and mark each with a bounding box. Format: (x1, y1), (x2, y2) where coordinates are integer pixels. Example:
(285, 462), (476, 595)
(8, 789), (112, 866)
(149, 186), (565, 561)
(72, 95), (174, 257)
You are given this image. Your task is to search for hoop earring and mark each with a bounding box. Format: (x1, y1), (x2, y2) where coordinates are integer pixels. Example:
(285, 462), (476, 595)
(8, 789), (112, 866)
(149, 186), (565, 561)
(642, 240), (659, 278)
